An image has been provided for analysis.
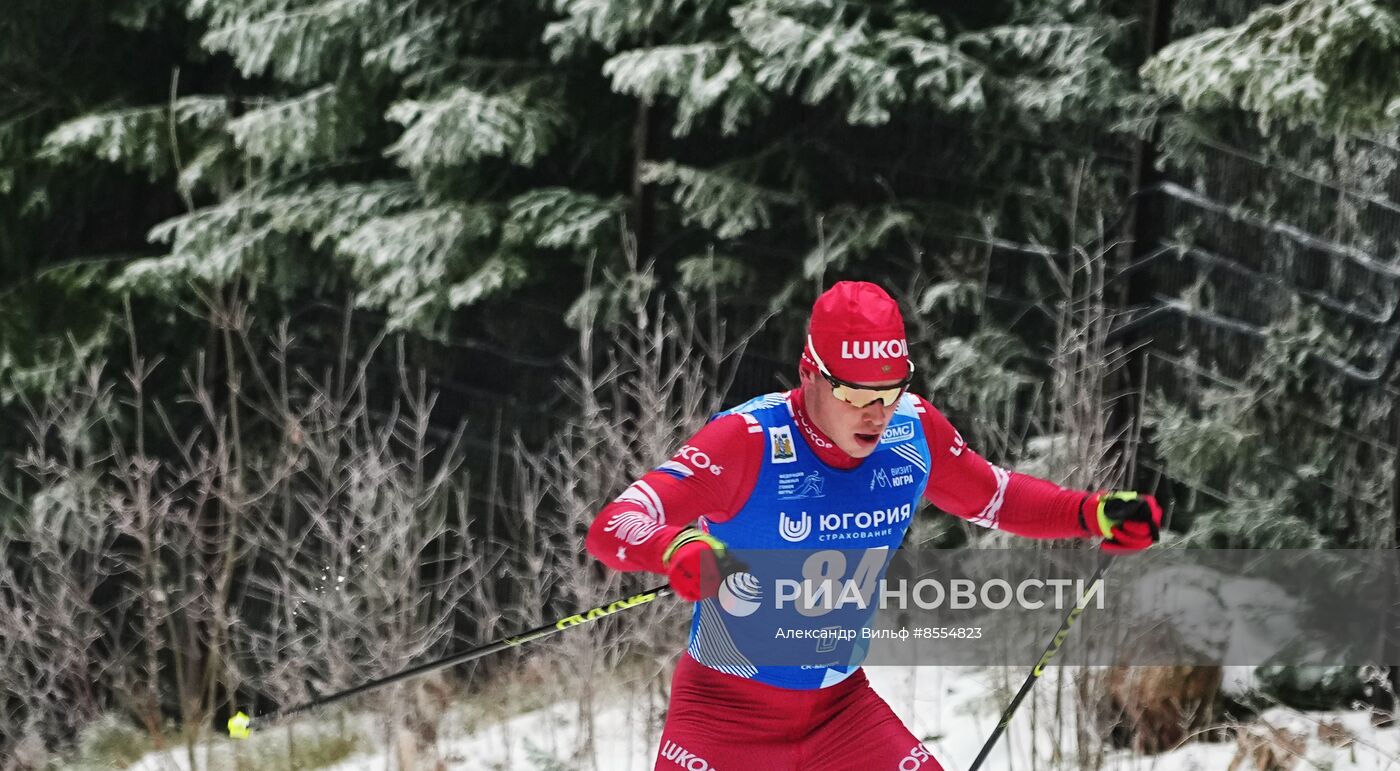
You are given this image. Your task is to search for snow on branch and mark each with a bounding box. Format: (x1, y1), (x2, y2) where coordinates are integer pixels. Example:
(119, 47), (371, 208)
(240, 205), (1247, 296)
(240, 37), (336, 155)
(604, 43), (764, 135)
(733, 1), (904, 125)
(386, 85), (560, 171)
(336, 204), (505, 329)
(504, 188), (626, 250)
(229, 84), (366, 168)
(122, 181), (419, 291)
(197, 0), (374, 85)
(641, 160), (796, 239)
(39, 97), (228, 177)
(1143, 0), (1400, 132)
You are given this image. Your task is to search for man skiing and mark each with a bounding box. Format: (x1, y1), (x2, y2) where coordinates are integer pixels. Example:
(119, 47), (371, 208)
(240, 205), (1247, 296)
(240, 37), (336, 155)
(586, 281), (1161, 770)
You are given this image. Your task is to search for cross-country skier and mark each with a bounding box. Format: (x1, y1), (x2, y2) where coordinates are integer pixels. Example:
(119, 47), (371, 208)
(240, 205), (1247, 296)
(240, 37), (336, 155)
(587, 281), (1162, 771)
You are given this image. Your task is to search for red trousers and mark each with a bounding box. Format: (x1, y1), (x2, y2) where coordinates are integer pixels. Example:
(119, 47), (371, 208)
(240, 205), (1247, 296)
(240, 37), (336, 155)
(654, 654), (943, 771)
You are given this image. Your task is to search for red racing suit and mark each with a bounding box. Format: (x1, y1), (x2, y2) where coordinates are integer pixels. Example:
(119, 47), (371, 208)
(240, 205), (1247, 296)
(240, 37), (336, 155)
(588, 388), (1091, 575)
(587, 388), (1094, 770)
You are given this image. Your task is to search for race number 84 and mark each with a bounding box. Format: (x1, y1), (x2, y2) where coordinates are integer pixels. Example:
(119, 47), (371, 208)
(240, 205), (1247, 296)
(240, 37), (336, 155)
(793, 547), (889, 618)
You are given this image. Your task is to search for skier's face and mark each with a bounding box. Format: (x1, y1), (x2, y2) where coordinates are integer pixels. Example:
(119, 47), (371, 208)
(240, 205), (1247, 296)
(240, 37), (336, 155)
(800, 367), (900, 459)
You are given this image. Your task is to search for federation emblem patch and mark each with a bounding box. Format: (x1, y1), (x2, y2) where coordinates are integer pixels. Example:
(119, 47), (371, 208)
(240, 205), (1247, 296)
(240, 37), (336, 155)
(778, 470), (825, 499)
(769, 425), (797, 464)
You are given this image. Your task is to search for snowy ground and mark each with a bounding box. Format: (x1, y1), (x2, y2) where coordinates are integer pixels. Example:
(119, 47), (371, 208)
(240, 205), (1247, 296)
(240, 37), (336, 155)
(127, 664), (1400, 771)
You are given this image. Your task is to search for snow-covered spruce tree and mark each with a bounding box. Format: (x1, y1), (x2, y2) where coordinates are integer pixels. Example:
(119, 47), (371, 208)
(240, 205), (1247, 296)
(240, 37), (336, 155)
(1132, 113), (1399, 551)
(1144, 0), (1400, 135)
(34, 0), (630, 335)
(18, 0), (1151, 402)
(0, 0), (204, 418)
(1132, 0), (1400, 551)
(556, 0), (1143, 300)
(1126, 0), (1400, 717)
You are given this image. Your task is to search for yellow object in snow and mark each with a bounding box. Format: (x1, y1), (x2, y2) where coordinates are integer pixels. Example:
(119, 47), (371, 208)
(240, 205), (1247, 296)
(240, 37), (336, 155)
(228, 711), (251, 739)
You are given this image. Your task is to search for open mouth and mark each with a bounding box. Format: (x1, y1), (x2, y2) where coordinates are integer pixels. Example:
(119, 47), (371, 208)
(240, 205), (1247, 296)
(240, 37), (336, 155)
(854, 432), (880, 445)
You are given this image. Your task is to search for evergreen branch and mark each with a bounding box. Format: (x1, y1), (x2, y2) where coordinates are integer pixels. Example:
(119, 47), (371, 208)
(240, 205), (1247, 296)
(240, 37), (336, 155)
(131, 181), (421, 292)
(733, 2), (905, 125)
(956, 24), (1107, 71)
(802, 204), (915, 278)
(1143, 0), (1400, 132)
(335, 204), (505, 330)
(604, 42), (727, 102)
(545, 0), (728, 59)
(363, 13), (456, 76)
(199, 0), (374, 84)
(641, 160), (797, 239)
(38, 97), (227, 175)
(604, 43), (763, 135)
(1167, 119), (1400, 217)
(1154, 181), (1400, 280)
(228, 85), (365, 168)
(448, 256), (528, 308)
(0, 254), (147, 304)
(503, 188), (625, 250)
(386, 85), (560, 170)
(948, 22), (1127, 118)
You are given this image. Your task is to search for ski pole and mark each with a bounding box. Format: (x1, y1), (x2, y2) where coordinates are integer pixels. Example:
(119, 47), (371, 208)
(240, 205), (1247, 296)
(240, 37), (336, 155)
(226, 584), (671, 738)
(967, 552), (1113, 771)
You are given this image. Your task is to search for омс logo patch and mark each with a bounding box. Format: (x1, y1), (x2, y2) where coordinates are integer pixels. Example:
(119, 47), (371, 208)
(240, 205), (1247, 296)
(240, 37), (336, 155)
(880, 423), (914, 444)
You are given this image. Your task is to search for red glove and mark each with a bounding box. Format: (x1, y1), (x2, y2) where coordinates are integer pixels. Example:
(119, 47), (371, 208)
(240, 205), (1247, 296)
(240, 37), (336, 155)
(1081, 491), (1162, 552)
(662, 529), (727, 601)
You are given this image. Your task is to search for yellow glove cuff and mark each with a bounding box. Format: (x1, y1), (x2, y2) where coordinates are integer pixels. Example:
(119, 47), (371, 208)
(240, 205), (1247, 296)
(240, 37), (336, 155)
(1097, 490), (1139, 538)
(662, 529), (726, 566)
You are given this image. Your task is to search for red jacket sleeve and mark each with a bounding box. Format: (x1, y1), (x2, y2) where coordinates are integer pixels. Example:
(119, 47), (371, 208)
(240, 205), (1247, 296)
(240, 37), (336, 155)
(914, 395), (1091, 539)
(586, 413), (763, 574)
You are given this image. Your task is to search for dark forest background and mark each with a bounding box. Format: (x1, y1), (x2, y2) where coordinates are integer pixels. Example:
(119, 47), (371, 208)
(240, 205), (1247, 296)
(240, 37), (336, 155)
(3, 0), (1400, 767)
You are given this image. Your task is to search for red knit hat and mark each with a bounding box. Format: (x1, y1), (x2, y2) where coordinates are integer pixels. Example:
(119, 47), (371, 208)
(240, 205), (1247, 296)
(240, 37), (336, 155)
(801, 281), (910, 383)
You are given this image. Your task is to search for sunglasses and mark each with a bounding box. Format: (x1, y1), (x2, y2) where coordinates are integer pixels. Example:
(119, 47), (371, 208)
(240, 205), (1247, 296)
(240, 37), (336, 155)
(818, 362), (916, 409)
